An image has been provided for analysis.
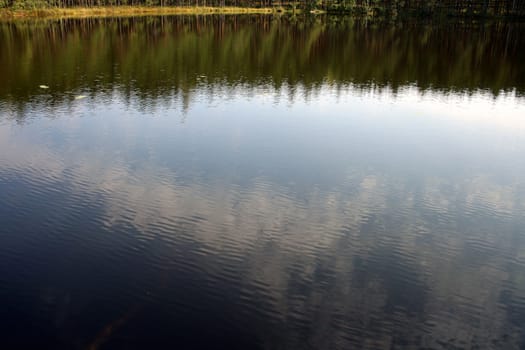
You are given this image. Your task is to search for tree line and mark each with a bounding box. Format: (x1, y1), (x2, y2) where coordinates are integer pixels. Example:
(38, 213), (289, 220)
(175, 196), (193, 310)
(2, 0), (525, 17)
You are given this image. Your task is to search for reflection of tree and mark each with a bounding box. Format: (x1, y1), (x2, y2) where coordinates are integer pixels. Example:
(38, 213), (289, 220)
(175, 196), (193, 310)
(0, 16), (523, 112)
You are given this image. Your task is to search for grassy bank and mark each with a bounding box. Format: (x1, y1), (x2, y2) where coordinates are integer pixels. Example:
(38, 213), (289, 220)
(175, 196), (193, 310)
(0, 6), (278, 19)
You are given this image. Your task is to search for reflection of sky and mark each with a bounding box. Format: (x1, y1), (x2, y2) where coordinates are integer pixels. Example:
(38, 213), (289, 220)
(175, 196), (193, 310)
(1, 84), (524, 234)
(1, 84), (524, 233)
(3, 84), (524, 185)
(1, 84), (525, 348)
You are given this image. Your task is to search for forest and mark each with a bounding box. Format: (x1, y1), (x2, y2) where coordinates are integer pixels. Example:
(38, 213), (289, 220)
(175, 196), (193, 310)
(1, 0), (525, 18)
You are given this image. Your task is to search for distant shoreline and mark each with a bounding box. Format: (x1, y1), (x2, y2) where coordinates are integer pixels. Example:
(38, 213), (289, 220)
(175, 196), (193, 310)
(1, 4), (524, 20)
(0, 6), (280, 19)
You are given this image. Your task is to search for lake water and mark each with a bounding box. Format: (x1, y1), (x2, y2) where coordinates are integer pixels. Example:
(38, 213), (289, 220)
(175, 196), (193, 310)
(1, 16), (525, 349)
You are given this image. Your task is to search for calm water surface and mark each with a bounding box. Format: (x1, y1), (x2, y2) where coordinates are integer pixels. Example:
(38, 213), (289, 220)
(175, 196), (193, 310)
(1, 16), (525, 349)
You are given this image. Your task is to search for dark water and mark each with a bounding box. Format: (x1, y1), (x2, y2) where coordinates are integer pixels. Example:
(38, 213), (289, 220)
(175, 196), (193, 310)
(1, 16), (525, 349)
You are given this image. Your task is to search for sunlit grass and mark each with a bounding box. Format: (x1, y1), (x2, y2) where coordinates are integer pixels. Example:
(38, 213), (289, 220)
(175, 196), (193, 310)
(0, 6), (279, 19)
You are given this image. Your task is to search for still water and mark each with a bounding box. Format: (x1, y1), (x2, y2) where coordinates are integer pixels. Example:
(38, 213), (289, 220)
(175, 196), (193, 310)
(1, 16), (525, 349)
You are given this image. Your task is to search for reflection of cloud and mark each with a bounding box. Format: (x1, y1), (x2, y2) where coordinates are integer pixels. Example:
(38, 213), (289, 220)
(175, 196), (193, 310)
(419, 176), (520, 218)
(1, 118), (525, 348)
(1, 86), (525, 348)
